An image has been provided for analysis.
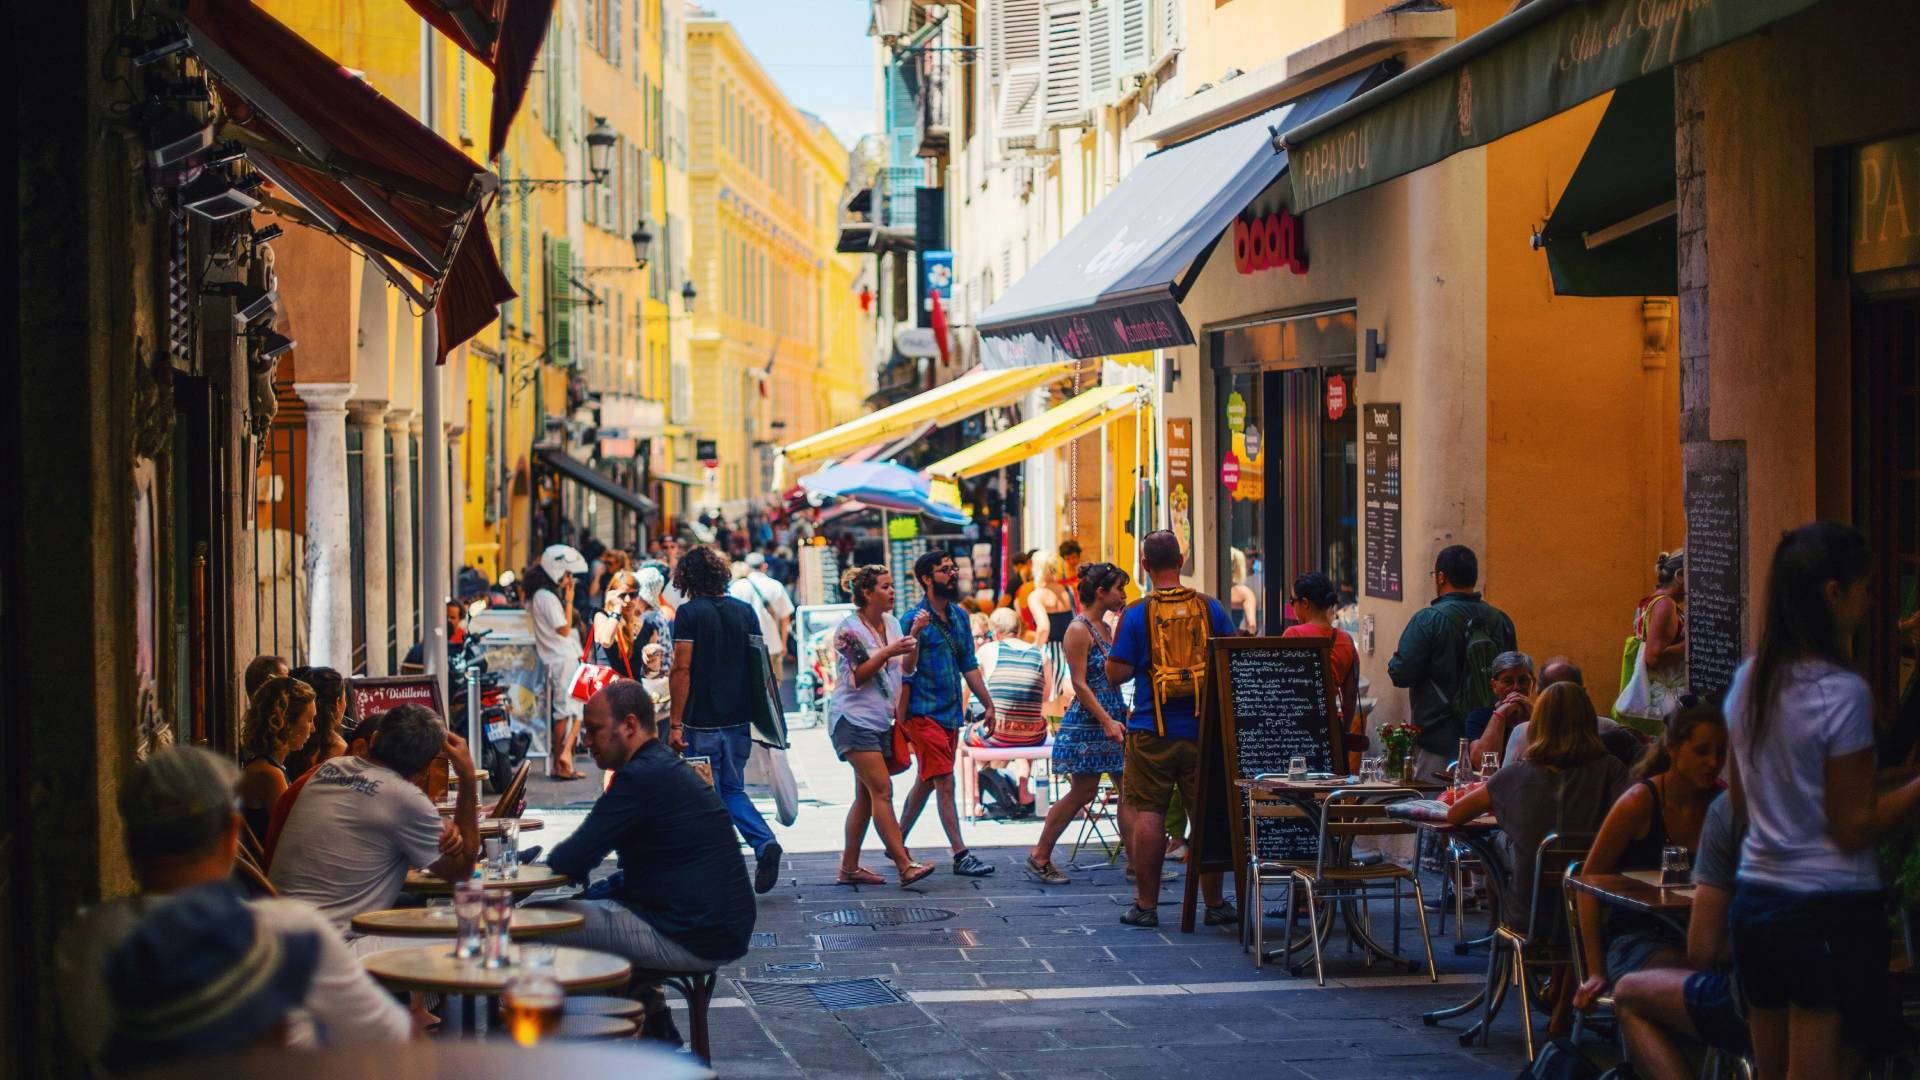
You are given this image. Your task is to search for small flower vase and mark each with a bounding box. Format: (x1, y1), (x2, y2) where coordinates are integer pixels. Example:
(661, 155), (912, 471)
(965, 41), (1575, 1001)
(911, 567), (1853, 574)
(1383, 746), (1411, 783)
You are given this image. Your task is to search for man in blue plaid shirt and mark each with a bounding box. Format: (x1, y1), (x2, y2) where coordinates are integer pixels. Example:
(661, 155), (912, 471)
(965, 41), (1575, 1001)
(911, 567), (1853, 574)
(897, 551), (998, 877)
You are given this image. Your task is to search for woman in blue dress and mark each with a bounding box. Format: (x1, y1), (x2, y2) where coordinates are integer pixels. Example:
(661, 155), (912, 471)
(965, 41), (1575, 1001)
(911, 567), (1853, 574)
(1025, 563), (1132, 885)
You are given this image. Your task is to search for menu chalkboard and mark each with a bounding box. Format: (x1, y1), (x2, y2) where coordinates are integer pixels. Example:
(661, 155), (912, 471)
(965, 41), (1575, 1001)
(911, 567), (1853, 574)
(1685, 452), (1745, 699)
(1184, 637), (1343, 930)
(1363, 404), (1403, 601)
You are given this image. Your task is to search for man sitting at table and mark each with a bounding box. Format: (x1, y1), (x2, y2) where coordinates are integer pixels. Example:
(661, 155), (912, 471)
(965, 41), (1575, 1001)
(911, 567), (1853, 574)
(1592, 791), (1751, 1078)
(269, 703), (479, 938)
(544, 679), (756, 1048)
(56, 746), (412, 1067)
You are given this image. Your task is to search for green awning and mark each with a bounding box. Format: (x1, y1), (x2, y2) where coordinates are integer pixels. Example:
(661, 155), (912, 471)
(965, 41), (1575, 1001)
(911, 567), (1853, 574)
(1539, 74), (1676, 297)
(1280, 0), (1822, 212)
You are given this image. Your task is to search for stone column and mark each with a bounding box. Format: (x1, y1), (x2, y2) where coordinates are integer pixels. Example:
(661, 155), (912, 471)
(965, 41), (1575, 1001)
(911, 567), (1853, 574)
(348, 400), (390, 675)
(388, 409), (417, 660)
(447, 423), (467, 582)
(295, 382), (356, 670)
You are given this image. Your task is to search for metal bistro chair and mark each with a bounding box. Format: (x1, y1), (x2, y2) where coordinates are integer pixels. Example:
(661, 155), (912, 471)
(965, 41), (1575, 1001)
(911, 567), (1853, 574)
(489, 759), (533, 820)
(1069, 777), (1123, 865)
(1488, 832), (1593, 1062)
(1560, 858), (1616, 1046)
(1282, 788), (1438, 986)
(1243, 786), (1324, 966)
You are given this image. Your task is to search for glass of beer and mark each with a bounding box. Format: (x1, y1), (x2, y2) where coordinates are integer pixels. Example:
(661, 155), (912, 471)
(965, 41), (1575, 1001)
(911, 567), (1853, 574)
(502, 969), (564, 1046)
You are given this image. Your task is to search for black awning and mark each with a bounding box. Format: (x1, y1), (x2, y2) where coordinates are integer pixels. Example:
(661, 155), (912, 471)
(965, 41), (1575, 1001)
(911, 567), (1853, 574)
(536, 447), (657, 517)
(1538, 75), (1676, 298)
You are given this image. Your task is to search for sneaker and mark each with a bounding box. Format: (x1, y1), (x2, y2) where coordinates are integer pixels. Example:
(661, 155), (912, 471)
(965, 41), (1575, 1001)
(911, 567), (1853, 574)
(1119, 904), (1159, 928)
(1203, 900), (1240, 927)
(754, 842), (784, 894)
(1025, 854), (1069, 885)
(953, 849), (996, 877)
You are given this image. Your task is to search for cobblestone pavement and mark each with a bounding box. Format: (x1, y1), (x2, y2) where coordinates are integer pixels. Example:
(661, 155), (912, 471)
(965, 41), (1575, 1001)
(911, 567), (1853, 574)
(673, 846), (1538, 1079)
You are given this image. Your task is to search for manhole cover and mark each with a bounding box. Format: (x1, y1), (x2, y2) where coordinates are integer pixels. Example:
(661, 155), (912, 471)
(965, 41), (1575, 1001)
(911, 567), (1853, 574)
(813, 906), (955, 927)
(763, 961), (824, 973)
(750, 932), (779, 949)
(732, 978), (908, 1011)
(814, 929), (978, 950)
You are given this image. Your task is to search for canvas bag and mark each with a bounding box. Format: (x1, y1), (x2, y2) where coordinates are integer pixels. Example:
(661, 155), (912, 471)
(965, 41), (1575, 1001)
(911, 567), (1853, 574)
(1142, 587), (1214, 736)
(569, 632), (619, 702)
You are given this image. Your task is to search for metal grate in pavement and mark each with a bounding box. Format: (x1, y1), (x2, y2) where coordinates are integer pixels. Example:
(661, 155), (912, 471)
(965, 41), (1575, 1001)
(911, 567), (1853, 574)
(813, 928), (978, 950)
(750, 932), (779, 948)
(812, 906), (955, 927)
(763, 961), (824, 973)
(731, 978), (908, 1011)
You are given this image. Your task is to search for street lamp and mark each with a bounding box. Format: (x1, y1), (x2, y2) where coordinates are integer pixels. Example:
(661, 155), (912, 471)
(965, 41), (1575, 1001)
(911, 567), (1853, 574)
(630, 219), (653, 269)
(870, 0), (912, 44)
(680, 278), (698, 315)
(584, 118), (617, 181)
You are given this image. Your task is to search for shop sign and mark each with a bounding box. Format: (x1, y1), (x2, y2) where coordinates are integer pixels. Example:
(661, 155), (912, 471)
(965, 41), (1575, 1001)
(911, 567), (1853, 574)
(1220, 450), (1241, 492)
(1853, 134), (1920, 273)
(887, 515), (920, 540)
(1226, 391), (1247, 434)
(697, 438), (719, 467)
(1166, 419), (1194, 573)
(895, 326), (942, 359)
(1362, 404), (1402, 601)
(1232, 208), (1308, 276)
(1326, 374), (1349, 420)
(1242, 423), (1262, 461)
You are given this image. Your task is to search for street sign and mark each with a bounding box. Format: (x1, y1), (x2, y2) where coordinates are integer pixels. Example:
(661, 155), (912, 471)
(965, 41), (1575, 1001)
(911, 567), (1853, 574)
(696, 438), (718, 467)
(894, 326), (941, 359)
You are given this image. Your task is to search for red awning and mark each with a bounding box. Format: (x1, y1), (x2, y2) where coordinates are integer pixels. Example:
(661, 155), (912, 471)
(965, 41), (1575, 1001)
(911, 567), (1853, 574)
(184, 0), (515, 361)
(401, 0), (555, 161)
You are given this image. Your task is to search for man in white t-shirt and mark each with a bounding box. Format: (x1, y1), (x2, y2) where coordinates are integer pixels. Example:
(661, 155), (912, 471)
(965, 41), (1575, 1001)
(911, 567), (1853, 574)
(270, 704), (480, 935)
(58, 747), (412, 1066)
(730, 551), (794, 671)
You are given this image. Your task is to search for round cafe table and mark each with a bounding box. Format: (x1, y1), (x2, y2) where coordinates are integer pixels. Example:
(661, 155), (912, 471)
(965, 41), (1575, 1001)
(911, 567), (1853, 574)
(350, 905), (585, 939)
(128, 1037), (713, 1078)
(362, 944), (630, 1040)
(479, 816), (544, 837)
(406, 864), (568, 895)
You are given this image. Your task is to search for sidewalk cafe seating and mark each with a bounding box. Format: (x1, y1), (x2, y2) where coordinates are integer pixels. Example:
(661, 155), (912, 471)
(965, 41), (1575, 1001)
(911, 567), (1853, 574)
(1488, 832), (1592, 1062)
(958, 741), (1052, 823)
(489, 760), (532, 819)
(1243, 786), (1320, 968)
(1281, 788), (1439, 986)
(1071, 778), (1123, 864)
(629, 967), (719, 1063)
(1559, 858), (1615, 1048)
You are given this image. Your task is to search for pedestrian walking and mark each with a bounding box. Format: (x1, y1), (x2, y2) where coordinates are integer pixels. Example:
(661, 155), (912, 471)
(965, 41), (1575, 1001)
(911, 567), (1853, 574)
(730, 551), (794, 675)
(1106, 531), (1238, 928)
(527, 544), (590, 780)
(828, 565), (934, 887)
(669, 544), (784, 893)
(897, 551), (999, 878)
(1386, 544), (1517, 783)
(1026, 562), (1132, 885)
(1615, 550), (1688, 731)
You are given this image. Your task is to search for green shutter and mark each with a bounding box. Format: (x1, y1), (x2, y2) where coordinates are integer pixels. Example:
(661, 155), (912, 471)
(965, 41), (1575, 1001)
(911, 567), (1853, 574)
(546, 237), (573, 366)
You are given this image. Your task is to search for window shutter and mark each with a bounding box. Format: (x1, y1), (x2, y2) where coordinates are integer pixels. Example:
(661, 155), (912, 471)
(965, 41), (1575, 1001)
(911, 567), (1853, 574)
(609, 0), (622, 65)
(995, 63), (1043, 145)
(991, 0), (1041, 81)
(1113, 0), (1149, 79)
(500, 156), (515, 328)
(1156, 0), (1180, 57)
(517, 193), (530, 328)
(549, 239), (573, 364)
(1085, 0), (1112, 105)
(1041, 0), (1087, 128)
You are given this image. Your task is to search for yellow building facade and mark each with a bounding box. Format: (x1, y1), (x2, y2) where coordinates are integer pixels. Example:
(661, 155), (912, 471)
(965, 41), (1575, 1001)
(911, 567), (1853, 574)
(688, 17), (862, 514)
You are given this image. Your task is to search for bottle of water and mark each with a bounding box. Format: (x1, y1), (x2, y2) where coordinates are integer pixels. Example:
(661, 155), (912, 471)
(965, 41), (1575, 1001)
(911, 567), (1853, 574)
(1033, 775), (1052, 813)
(1455, 738), (1474, 789)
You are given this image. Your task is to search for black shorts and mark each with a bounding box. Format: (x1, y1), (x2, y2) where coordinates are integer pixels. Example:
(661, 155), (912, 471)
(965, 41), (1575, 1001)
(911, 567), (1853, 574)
(1683, 971), (1750, 1056)
(1730, 882), (1888, 1048)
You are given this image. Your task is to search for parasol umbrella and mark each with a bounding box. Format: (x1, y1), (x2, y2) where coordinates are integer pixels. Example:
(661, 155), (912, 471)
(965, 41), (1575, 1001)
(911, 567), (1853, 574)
(799, 462), (971, 526)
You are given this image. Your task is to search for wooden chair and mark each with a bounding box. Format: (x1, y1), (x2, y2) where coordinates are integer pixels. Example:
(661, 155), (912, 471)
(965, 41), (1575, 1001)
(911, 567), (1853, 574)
(1486, 832), (1592, 1062)
(550, 1014), (636, 1040)
(632, 968), (719, 1062)
(564, 995), (646, 1020)
(489, 760), (532, 819)
(1281, 788), (1437, 986)
(233, 844), (278, 898)
(1242, 787), (1321, 966)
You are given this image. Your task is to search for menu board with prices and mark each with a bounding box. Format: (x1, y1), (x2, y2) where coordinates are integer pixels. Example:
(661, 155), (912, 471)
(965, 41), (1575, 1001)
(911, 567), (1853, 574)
(1685, 449), (1746, 699)
(1363, 404), (1403, 601)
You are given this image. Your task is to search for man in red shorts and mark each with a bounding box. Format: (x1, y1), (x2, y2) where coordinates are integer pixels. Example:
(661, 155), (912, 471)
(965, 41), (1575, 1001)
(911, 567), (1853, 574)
(897, 551), (999, 877)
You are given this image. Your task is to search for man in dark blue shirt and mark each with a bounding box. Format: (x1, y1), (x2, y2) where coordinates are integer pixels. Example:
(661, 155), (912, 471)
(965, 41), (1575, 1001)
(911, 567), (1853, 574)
(546, 679), (755, 1045)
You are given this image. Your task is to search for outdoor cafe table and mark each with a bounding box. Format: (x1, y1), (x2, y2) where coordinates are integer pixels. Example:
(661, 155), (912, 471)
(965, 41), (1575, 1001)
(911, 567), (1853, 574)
(1568, 870), (1695, 920)
(361, 944), (629, 1039)
(130, 1040), (715, 1080)
(406, 864), (568, 895)
(350, 905), (585, 939)
(479, 816), (544, 836)
(1383, 807), (1515, 1046)
(1238, 778), (1443, 972)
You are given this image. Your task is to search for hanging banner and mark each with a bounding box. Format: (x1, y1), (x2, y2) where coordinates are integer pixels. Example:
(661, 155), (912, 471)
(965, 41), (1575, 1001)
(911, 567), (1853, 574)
(1166, 418), (1195, 573)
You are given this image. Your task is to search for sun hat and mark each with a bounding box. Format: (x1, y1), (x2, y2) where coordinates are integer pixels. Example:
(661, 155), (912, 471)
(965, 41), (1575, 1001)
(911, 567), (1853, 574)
(745, 551), (766, 569)
(539, 543), (589, 581)
(101, 883), (320, 1069)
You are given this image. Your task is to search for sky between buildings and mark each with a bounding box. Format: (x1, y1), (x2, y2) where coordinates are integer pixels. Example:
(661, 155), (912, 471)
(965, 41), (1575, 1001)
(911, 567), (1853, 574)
(703, 0), (876, 150)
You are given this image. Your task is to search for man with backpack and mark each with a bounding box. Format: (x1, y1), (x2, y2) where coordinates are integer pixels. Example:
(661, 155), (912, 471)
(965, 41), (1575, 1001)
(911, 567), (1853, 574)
(1388, 545), (1518, 782)
(1105, 530), (1239, 928)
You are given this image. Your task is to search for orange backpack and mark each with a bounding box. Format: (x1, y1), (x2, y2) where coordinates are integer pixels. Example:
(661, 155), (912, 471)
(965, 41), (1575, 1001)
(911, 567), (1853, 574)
(1142, 586), (1214, 735)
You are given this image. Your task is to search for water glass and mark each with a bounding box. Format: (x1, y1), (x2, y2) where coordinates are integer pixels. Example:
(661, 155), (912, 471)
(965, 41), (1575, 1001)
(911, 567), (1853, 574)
(482, 890), (515, 968)
(483, 837), (506, 881)
(1287, 755), (1309, 781)
(499, 819), (521, 875)
(1660, 845), (1692, 887)
(452, 881), (485, 961)
(1480, 751), (1499, 778)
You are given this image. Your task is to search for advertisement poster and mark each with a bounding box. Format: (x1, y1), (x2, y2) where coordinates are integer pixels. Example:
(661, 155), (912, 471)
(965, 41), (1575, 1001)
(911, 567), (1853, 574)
(1165, 419), (1194, 573)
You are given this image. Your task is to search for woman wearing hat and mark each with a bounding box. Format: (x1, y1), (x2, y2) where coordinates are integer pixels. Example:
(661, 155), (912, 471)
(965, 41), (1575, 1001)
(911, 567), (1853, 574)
(528, 544), (590, 780)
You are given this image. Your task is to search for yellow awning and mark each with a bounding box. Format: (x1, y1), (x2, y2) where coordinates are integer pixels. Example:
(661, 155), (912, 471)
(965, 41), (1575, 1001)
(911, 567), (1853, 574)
(925, 383), (1144, 483)
(777, 361), (1078, 468)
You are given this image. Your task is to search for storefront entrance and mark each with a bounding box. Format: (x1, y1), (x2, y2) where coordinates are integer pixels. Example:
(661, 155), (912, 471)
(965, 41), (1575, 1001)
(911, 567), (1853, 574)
(1213, 307), (1360, 634)
(1858, 294), (1918, 732)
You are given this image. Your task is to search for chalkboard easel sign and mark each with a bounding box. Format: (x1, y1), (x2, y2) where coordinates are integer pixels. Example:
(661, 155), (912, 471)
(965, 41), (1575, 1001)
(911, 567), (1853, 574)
(1181, 636), (1344, 933)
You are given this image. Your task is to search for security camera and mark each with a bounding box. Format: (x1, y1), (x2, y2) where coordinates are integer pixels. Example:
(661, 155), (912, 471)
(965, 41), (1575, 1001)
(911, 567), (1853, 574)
(203, 281), (278, 330)
(145, 108), (213, 168)
(178, 171), (259, 221)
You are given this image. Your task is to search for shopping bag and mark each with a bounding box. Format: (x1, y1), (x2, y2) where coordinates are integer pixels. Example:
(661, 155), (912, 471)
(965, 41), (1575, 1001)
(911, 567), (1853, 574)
(744, 635), (790, 750)
(569, 662), (619, 702)
(748, 742), (800, 826)
(1611, 635), (1651, 720)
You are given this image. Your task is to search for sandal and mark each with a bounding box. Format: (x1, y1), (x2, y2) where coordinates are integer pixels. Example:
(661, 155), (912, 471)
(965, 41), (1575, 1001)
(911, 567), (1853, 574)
(1025, 854), (1070, 885)
(837, 866), (885, 886)
(897, 862), (936, 888)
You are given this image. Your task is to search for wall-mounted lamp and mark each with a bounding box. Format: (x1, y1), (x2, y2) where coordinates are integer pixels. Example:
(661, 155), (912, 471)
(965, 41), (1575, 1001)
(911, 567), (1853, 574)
(630, 219), (653, 268)
(1161, 352), (1179, 393)
(1639, 297), (1672, 366)
(680, 278), (698, 315)
(1364, 328), (1387, 373)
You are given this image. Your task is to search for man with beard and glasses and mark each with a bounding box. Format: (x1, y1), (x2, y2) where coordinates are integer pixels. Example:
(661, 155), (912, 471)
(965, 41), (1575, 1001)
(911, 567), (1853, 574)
(898, 551), (999, 877)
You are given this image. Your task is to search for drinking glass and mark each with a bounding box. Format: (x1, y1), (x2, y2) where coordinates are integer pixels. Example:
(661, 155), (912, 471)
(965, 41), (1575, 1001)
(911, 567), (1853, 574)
(483, 837), (506, 881)
(521, 943), (557, 969)
(1287, 755), (1309, 781)
(482, 890), (515, 968)
(1480, 752), (1499, 778)
(452, 881), (485, 961)
(1661, 845), (1692, 887)
(502, 970), (564, 1046)
(499, 819), (521, 875)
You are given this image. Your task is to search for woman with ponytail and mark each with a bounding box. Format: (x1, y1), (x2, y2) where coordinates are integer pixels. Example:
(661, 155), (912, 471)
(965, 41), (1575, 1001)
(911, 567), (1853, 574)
(236, 674), (317, 843)
(1574, 701), (1727, 1008)
(1725, 522), (1920, 1076)
(828, 565), (935, 887)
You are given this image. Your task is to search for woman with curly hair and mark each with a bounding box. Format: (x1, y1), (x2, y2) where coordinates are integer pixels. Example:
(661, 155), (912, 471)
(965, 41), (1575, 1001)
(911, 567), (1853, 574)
(237, 674), (316, 843)
(283, 666), (349, 778)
